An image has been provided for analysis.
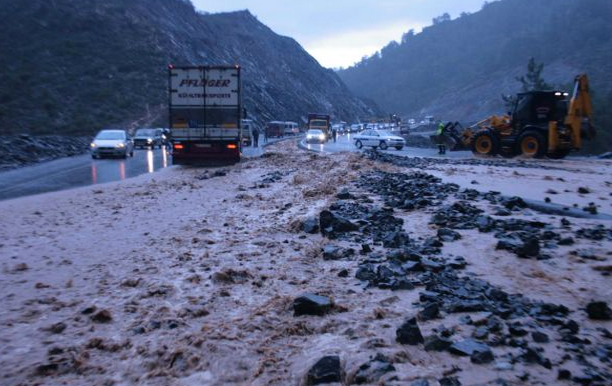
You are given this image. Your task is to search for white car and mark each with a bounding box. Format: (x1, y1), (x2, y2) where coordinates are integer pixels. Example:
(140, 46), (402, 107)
(353, 129), (405, 150)
(91, 129), (134, 159)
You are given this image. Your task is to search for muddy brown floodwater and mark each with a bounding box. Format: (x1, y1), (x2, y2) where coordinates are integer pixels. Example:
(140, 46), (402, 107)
(0, 141), (610, 385)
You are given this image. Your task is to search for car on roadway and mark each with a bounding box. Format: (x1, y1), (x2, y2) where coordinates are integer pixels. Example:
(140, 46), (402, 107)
(305, 129), (326, 144)
(353, 129), (405, 150)
(91, 129), (134, 159)
(133, 128), (164, 149)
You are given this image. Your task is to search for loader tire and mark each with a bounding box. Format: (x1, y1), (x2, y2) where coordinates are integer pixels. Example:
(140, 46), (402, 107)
(472, 131), (499, 156)
(518, 131), (546, 158)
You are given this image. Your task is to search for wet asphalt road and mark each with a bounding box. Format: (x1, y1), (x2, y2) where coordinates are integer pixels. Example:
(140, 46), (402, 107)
(0, 148), (172, 201)
(0, 142), (272, 202)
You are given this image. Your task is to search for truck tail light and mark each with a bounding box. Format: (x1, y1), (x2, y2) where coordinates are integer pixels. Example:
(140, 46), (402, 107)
(174, 144), (184, 150)
(227, 144), (237, 149)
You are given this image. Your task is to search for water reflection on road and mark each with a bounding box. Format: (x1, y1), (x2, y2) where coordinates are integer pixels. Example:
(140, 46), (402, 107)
(0, 148), (171, 201)
(90, 148), (170, 185)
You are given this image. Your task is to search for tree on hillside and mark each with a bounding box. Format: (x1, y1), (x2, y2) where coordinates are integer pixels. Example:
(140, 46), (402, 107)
(503, 57), (552, 109)
(517, 57), (552, 92)
(432, 13), (451, 25)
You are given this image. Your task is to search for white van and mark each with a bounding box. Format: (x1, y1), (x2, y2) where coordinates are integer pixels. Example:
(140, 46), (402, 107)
(284, 121), (299, 136)
(241, 119), (255, 146)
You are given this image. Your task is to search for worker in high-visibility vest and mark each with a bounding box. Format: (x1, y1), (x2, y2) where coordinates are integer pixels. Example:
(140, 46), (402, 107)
(437, 122), (447, 155)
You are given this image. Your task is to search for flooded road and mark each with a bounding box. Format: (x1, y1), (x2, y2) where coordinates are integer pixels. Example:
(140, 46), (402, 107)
(0, 148), (170, 201)
(302, 132), (474, 158)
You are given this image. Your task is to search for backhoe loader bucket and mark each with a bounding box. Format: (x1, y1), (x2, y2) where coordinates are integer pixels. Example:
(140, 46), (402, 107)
(429, 122), (466, 150)
(430, 134), (457, 148)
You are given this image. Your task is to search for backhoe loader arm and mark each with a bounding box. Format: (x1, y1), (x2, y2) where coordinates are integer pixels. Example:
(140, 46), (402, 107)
(565, 74), (595, 149)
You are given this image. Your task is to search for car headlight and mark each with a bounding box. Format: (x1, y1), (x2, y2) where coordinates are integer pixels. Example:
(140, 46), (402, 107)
(147, 138), (152, 143)
(115, 143), (125, 148)
(319, 135), (325, 140)
(90, 143), (97, 148)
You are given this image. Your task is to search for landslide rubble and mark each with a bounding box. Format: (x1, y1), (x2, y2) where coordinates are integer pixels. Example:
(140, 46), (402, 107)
(1, 140), (610, 386)
(308, 164), (612, 384)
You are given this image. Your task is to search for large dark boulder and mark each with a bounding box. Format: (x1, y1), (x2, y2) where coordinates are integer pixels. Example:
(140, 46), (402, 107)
(319, 210), (359, 237)
(293, 294), (332, 316)
(353, 353), (395, 384)
(449, 339), (492, 357)
(306, 355), (344, 385)
(396, 317), (424, 345)
(586, 301), (612, 320)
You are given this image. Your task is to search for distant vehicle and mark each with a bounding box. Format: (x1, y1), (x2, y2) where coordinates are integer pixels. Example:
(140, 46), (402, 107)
(266, 121), (285, 138)
(91, 129), (134, 159)
(169, 65), (242, 165)
(353, 129), (405, 150)
(241, 119), (258, 147)
(284, 121), (299, 136)
(308, 113), (331, 141)
(332, 123), (345, 135)
(350, 124), (361, 133)
(134, 128), (163, 149)
(305, 129), (326, 144)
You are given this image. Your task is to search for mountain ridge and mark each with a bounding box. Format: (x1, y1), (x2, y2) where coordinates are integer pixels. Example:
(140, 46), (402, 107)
(0, 0), (377, 135)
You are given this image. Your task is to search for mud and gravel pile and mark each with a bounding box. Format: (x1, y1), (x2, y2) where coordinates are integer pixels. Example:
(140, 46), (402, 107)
(363, 148), (565, 170)
(1, 140), (611, 386)
(306, 166), (612, 385)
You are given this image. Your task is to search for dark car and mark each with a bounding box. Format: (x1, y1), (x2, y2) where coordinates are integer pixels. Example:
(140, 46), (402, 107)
(134, 128), (163, 149)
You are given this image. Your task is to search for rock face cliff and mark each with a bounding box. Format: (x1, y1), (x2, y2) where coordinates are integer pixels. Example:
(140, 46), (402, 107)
(0, 0), (377, 135)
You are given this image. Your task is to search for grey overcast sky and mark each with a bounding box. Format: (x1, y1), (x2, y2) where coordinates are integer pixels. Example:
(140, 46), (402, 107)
(190, 0), (489, 68)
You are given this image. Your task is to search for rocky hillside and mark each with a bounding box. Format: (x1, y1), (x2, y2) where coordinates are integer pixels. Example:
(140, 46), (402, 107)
(338, 0), (612, 152)
(0, 0), (377, 135)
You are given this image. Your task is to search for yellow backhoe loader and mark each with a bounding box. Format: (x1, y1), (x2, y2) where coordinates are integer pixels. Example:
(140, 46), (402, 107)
(437, 74), (596, 159)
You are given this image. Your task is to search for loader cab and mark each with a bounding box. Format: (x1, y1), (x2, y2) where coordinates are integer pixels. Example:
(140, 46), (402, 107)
(512, 91), (568, 130)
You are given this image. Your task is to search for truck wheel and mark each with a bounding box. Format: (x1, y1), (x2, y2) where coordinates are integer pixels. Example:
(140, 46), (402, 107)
(472, 131), (499, 156)
(379, 141), (388, 150)
(355, 140), (363, 149)
(518, 131), (546, 158)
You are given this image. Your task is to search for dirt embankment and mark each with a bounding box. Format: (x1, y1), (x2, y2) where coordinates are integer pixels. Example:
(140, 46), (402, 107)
(0, 135), (91, 171)
(0, 141), (611, 386)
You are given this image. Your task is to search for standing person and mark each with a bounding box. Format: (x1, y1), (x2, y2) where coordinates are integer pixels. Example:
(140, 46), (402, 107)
(332, 126), (337, 143)
(162, 128), (172, 151)
(252, 126), (259, 147)
(437, 121), (447, 155)
(263, 125), (268, 143)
